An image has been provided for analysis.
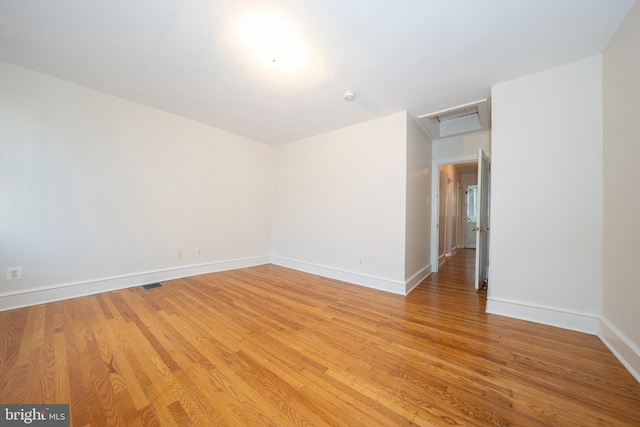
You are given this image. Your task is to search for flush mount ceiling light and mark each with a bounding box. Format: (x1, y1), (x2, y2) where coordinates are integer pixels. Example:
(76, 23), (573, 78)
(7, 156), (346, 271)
(343, 91), (356, 101)
(238, 10), (308, 73)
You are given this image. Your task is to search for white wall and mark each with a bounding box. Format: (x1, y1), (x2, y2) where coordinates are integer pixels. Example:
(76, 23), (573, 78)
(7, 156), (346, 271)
(602, 1), (640, 382)
(438, 165), (462, 258)
(461, 173), (477, 186)
(0, 61), (274, 309)
(0, 62), (428, 306)
(405, 116), (432, 290)
(433, 130), (490, 161)
(488, 56), (603, 333)
(271, 112), (409, 294)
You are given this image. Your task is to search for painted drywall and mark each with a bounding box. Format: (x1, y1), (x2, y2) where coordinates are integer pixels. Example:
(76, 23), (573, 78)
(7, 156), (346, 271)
(602, 0), (640, 380)
(433, 130), (490, 161)
(489, 55), (603, 333)
(461, 173), (477, 186)
(438, 168), (450, 257)
(405, 116), (432, 286)
(0, 60), (274, 307)
(438, 169), (445, 257)
(0, 60), (424, 304)
(271, 112), (408, 293)
(438, 165), (463, 258)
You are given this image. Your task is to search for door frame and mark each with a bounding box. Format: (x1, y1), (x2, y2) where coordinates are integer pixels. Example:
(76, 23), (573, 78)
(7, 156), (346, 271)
(430, 154), (477, 273)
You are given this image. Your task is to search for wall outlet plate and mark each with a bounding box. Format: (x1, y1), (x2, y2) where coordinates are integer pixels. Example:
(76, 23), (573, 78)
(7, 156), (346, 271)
(7, 267), (22, 280)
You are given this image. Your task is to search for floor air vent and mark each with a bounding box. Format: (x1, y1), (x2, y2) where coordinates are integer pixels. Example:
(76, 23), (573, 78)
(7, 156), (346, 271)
(141, 282), (164, 290)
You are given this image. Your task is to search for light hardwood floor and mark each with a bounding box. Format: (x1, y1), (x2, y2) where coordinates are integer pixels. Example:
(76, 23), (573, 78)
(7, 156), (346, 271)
(1, 250), (639, 426)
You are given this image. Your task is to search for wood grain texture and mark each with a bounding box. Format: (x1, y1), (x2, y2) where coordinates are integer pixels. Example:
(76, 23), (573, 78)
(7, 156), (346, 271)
(1, 250), (639, 426)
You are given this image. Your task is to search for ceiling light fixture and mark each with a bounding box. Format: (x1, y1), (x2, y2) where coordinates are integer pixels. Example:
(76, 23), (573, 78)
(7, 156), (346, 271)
(343, 91), (356, 101)
(238, 11), (308, 73)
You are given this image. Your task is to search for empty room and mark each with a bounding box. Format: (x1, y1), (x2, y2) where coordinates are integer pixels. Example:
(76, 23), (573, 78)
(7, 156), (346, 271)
(1, 1), (639, 425)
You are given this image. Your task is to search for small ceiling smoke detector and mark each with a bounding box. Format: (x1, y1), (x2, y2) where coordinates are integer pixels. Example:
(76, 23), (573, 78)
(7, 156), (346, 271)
(343, 91), (356, 101)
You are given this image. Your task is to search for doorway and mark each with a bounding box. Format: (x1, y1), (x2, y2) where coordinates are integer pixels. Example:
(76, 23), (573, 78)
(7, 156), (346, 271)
(431, 153), (490, 289)
(434, 160), (477, 266)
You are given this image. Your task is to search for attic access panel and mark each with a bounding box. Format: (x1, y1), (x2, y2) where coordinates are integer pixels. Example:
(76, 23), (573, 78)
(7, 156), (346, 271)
(418, 99), (491, 140)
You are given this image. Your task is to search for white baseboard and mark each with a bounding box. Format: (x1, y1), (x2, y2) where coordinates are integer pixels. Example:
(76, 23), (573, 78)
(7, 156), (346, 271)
(438, 254), (446, 267)
(270, 256), (406, 295)
(1, 255), (429, 311)
(486, 296), (600, 334)
(405, 264), (432, 294)
(599, 316), (640, 384)
(0, 256), (270, 312)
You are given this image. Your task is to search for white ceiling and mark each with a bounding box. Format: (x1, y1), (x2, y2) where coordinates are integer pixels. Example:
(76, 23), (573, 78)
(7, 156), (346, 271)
(0, 0), (634, 144)
(453, 162), (479, 176)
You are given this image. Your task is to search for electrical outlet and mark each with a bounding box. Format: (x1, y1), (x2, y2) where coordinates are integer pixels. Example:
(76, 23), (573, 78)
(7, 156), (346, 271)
(197, 248), (202, 256)
(177, 250), (183, 259)
(359, 257), (364, 265)
(7, 267), (22, 280)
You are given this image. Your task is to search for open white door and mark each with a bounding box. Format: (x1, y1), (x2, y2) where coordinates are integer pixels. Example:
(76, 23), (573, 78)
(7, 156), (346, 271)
(474, 149), (490, 290)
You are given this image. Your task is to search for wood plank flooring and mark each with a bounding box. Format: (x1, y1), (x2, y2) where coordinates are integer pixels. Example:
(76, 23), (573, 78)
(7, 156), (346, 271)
(1, 250), (639, 426)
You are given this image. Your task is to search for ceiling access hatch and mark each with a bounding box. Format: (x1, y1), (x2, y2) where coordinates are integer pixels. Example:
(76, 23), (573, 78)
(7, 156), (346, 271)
(418, 99), (491, 140)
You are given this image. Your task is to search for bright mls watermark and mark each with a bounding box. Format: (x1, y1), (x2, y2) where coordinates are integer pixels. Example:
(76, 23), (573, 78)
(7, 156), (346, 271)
(1, 405), (69, 426)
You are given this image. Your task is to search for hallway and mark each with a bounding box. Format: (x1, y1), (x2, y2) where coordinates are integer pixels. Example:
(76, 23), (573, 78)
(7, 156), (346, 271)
(417, 249), (487, 317)
(431, 248), (478, 287)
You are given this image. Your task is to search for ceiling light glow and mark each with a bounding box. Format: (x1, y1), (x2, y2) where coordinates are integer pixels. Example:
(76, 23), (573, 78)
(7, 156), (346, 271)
(238, 11), (308, 73)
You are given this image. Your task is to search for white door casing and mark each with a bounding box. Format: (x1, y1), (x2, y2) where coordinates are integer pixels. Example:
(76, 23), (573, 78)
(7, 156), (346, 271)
(430, 154), (477, 272)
